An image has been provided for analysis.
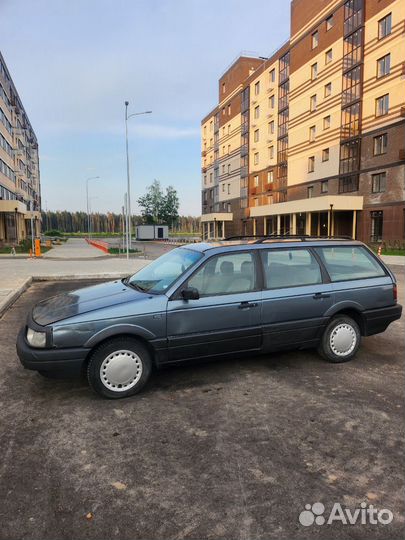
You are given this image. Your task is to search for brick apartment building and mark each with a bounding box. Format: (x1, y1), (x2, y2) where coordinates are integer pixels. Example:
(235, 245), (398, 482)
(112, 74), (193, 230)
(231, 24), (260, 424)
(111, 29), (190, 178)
(0, 51), (41, 245)
(201, 0), (405, 244)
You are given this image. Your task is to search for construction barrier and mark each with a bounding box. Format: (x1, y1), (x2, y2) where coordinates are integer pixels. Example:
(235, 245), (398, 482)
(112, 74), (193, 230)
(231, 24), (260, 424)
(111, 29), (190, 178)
(86, 238), (110, 254)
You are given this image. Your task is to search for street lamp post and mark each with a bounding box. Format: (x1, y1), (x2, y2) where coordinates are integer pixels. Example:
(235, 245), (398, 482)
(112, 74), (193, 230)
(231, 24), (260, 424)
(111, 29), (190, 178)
(86, 176), (100, 239)
(124, 102), (152, 259)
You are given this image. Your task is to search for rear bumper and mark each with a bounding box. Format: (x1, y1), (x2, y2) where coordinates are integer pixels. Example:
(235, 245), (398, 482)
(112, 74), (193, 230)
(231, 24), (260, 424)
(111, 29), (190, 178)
(16, 327), (90, 375)
(363, 304), (402, 336)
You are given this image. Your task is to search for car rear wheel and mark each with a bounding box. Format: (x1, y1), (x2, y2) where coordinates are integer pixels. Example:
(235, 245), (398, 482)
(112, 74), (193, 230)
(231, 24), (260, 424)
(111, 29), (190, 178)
(87, 337), (152, 399)
(318, 315), (361, 363)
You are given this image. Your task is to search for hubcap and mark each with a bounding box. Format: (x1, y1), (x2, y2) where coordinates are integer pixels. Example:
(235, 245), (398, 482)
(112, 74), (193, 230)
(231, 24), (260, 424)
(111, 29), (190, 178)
(330, 323), (357, 357)
(100, 349), (143, 392)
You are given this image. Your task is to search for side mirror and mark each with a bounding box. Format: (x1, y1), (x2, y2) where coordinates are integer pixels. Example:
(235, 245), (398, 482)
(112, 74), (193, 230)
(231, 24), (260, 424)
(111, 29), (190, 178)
(181, 286), (200, 301)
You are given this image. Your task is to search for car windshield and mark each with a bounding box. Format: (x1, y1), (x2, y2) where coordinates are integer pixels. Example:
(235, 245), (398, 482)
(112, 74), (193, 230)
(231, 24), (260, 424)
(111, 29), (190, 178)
(126, 247), (202, 294)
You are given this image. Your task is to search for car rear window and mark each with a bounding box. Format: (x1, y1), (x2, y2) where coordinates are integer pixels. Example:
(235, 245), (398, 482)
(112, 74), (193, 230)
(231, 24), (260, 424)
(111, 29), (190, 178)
(315, 246), (386, 282)
(261, 248), (322, 289)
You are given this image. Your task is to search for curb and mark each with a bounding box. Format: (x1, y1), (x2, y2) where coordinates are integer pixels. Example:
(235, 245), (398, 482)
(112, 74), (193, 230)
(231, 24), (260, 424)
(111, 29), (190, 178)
(0, 273), (129, 319)
(0, 277), (33, 319)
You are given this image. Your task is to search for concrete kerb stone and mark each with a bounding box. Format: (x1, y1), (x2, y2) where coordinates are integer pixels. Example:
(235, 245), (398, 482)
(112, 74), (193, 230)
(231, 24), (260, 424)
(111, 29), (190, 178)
(0, 273), (129, 319)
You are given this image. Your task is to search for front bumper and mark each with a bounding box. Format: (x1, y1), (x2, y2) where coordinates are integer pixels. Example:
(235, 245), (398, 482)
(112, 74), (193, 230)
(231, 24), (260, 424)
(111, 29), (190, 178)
(363, 304), (402, 336)
(16, 327), (90, 375)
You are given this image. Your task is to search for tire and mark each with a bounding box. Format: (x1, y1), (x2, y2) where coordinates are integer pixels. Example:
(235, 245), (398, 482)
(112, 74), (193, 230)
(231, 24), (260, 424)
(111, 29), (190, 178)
(318, 315), (361, 363)
(87, 337), (152, 399)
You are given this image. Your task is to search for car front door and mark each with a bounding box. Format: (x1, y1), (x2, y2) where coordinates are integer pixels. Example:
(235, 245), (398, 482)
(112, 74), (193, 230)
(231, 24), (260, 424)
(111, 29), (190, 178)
(166, 250), (262, 361)
(260, 247), (333, 351)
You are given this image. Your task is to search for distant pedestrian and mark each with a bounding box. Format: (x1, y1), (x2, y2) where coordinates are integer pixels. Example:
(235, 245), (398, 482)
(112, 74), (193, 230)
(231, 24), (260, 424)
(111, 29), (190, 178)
(11, 246), (16, 256)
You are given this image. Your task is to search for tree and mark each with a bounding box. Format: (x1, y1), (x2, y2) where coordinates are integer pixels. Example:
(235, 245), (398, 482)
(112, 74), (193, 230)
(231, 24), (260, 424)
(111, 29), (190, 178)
(161, 185), (179, 227)
(137, 180), (164, 224)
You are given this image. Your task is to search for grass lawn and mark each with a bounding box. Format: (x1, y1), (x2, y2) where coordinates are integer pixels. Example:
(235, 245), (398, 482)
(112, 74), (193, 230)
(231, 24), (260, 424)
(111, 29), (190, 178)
(370, 246), (405, 256)
(108, 247), (140, 255)
(0, 245), (52, 254)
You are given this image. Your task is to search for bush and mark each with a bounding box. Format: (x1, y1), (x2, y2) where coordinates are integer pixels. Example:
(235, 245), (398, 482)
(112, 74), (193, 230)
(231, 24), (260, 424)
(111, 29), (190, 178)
(44, 229), (63, 237)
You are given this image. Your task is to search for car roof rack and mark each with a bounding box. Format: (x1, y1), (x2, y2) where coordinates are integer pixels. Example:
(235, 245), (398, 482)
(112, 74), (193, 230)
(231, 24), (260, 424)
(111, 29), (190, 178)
(224, 234), (354, 243)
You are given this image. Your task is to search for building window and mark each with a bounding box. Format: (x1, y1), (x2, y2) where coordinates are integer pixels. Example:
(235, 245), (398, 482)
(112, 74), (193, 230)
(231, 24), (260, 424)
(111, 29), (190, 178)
(323, 115), (331, 129)
(269, 146), (274, 159)
(227, 103), (231, 115)
(371, 211), (383, 242)
(372, 172), (386, 193)
(227, 144), (231, 154)
(253, 174), (259, 187)
(269, 95), (275, 108)
(254, 81), (260, 95)
(321, 180), (328, 193)
(254, 129), (259, 142)
(308, 156), (315, 173)
(267, 170), (274, 183)
(227, 183), (231, 194)
(326, 14), (334, 31)
(267, 194), (274, 204)
(203, 175), (207, 185)
(378, 13), (392, 39)
(222, 82), (226, 94)
(268, 120), (275, 134)
(373, 133), (387, 155)
(311, 62), (318, 80)
(222, 183), (225, 192)
(310, 94), (317, 112)
(308, 186), (314, 198)
(254, 197), (259, 207)
(377, 54), (390, 78)
(222, 145), (225, 155)
(309, 125), (316, 141)
(210, 172), (213, 183)
(269, 68), (275, 83)
(339, 175), (359, 193)
(324, 82), (332, 97)
(322, 148), (330, 161)
(376, 94), (389, 117)
(227, 124), (231, 134)
(325, 48), (333, 64)
(254, 152), (259, 165)
(254, 105), (260, 119)
(222, 164), (225, 173)
(222, 107), (225, 115)
(311, 30), (319, 49)
(227, 163), (231, 175)
(203, 191), (207, 202)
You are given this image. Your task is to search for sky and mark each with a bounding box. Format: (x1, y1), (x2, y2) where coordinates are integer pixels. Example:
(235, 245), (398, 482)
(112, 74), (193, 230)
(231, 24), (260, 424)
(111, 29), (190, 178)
(1, 0), (290, 216)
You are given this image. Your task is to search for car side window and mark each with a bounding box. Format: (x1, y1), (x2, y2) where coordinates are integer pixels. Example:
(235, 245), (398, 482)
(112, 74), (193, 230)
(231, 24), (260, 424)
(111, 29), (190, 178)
(261, 248), (322, 289)
(315, 246), (386, 281)
(188, 252), (256, 296)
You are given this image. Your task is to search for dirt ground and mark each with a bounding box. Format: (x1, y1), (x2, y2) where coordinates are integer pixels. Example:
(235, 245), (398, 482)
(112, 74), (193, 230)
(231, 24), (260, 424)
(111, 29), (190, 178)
(0, 270), (403, 540)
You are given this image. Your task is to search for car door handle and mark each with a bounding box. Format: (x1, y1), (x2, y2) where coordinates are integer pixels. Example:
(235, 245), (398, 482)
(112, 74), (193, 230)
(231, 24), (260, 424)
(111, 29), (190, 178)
(313, 292), (331, 299)
(238, 301), (259, 309)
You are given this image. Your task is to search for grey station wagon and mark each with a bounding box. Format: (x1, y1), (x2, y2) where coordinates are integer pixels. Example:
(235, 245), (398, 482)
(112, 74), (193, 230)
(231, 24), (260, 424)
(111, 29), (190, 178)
(17, 237), (402, 399)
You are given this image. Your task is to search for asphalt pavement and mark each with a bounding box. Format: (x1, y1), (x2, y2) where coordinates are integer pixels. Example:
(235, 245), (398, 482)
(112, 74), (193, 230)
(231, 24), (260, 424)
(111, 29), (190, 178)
(0, 270), (404, 540)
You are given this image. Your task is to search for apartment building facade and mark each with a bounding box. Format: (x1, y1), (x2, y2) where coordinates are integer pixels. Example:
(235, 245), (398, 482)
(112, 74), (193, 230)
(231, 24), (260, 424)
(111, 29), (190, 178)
(0, 51), (41, 245)
(201, 0), (405, 244)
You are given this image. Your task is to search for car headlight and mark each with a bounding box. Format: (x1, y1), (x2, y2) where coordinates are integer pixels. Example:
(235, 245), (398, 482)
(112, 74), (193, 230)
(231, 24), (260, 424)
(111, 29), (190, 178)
(26, 328), (47, 348)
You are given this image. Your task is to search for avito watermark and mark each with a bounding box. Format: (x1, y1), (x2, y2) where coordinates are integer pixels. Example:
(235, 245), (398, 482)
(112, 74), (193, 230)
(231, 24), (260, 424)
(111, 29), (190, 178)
(299, 501), (393, 527)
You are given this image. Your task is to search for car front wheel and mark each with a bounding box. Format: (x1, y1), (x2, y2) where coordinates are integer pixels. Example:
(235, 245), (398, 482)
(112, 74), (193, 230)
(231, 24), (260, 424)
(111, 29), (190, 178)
(318, 315), (361, 363)
(87, 337), (152, 399)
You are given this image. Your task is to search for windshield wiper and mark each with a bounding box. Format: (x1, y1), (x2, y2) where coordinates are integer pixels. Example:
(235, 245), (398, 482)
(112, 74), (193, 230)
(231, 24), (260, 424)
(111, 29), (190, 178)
(123, 279), (148, 293)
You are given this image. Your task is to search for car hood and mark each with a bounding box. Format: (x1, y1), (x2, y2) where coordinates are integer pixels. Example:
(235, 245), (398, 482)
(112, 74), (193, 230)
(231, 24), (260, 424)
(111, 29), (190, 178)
(32, 279), (147, 326)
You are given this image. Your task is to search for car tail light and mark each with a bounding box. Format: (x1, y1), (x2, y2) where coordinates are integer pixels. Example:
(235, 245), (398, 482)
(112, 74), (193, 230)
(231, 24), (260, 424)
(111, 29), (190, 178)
(393, 283), (398, 302)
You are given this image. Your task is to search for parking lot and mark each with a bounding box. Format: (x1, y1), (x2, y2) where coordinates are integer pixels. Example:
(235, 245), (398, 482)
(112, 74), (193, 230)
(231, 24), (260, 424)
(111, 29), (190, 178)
(0, 270), (404, 540)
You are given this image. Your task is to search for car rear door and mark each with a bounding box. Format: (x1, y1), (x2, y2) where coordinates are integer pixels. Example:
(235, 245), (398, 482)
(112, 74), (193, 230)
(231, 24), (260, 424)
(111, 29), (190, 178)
(260, 247), (333, 351)
(166, 250), (262, 361)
